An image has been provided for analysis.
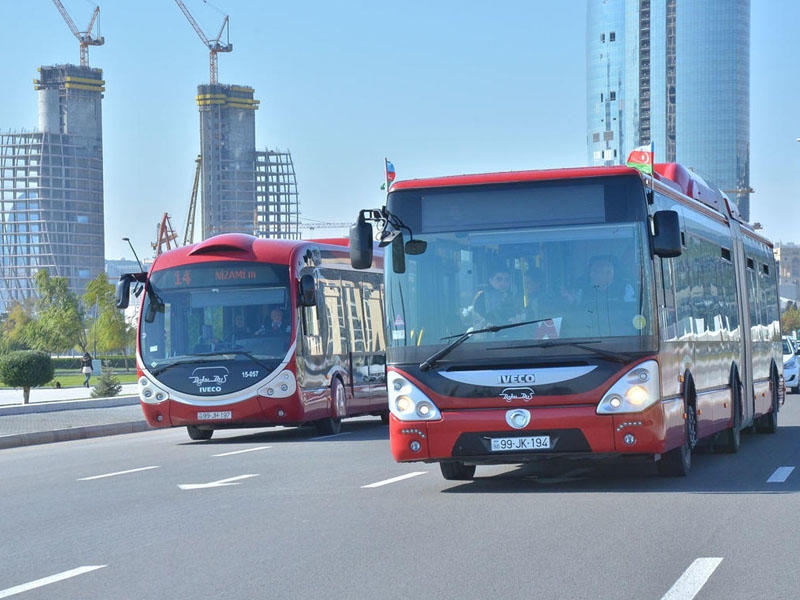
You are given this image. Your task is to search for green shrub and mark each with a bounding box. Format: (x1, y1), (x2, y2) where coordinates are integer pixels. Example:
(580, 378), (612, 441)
(90, 362), (122, 398)
(0, 350), (54, 404)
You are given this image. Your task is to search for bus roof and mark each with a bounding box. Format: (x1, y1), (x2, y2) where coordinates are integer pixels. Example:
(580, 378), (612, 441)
(388, 163), (751, 230)
(148, 233), (358, 271)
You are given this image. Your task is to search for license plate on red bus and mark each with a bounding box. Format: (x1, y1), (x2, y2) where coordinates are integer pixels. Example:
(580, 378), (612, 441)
(197, 411), (232, 420)
(490, 435), (550, 451)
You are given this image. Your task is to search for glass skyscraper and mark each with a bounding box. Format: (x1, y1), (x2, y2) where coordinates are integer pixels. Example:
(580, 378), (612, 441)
(586, 0), (751, 220)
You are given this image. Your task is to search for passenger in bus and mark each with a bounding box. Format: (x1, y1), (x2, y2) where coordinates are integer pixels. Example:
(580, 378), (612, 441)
(566, 255), (635, 336)
(194, 324), (218, 353)
(257, 307), (291, 336)
(472, 268), (524, 325)
(232, 313), (252, 339)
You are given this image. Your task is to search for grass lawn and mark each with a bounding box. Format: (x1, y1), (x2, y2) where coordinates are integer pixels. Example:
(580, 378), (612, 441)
(7, 369), (140, 389)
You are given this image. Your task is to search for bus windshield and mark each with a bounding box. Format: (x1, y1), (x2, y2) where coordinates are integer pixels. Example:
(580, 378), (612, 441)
(384, 177), (657, 363)
(139, 261), (291, 372)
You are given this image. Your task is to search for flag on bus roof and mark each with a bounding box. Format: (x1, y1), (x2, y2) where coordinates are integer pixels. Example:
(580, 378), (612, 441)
(386, 159), (396, 183)
(626, 143), (654, 175)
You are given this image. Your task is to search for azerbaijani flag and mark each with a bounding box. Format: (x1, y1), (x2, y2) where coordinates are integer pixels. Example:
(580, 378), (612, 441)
(626, 143), (654, 175)
(385, 159), (396, 184)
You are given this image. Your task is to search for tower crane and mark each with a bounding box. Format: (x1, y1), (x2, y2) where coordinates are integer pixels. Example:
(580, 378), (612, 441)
(174, 0), (233, 85)
(51, 1), (105, 67)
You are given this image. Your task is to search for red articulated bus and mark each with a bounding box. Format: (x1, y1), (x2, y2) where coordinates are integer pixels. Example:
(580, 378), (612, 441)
(116, 233), (386, 440)
(350, 161), (782, 479)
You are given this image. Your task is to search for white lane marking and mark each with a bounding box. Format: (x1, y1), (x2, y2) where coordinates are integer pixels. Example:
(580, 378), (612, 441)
(213, 446), (271, 457)
(0, 565), (106, 598)
(661, 557), (723, 600)
(767, 466), (795, 483)
(77, 466), (159, 481)
(362, 472), (427, 488)
(310, 432), (353, 441)
(178, 474), (259, 490)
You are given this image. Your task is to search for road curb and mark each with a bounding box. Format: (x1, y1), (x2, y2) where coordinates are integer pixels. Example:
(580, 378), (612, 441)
(0, 421), (152, 450)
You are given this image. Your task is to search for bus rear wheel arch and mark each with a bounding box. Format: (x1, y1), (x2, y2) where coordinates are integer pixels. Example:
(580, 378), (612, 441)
(315, 377), (346, 435)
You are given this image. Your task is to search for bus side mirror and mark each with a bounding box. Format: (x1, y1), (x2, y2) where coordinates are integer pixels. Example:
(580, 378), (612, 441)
(350, 218), (374, 269)
(115, 274), (133, 309)
(652, 210), (682, 257)
(299, 274), (316, 307)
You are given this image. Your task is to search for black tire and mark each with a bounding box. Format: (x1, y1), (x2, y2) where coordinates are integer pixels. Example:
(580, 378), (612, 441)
(658, 402), (696, 477)
(187, 425), (213, 441)
(721, 377), (742, 453)
(440, 461), (476, 480)
(315, 378), (344, 435)
(755, 373), (779, 434)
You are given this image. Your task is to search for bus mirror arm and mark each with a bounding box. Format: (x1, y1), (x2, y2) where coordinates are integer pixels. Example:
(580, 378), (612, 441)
(652, 210), (682, 258)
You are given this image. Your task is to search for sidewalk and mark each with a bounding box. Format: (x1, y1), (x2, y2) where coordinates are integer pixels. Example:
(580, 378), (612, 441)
(0, 383), (150, 449)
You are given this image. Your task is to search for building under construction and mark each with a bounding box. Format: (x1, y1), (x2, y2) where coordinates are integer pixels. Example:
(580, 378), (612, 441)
(0, 64), (105, 312)
(195, 83), (300, 241)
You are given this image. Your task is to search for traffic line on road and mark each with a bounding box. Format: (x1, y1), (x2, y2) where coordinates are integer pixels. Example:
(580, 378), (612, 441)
(661, 557), (722, 600)
(213, 446), (272, 457)
(178, 474), (259, 490)
(78, 466), (159, 481)
(310, 432), (353, 441)
(0, 565), (106, 598)
(767, 466), (795, 483)
(362, 472), (427, 488)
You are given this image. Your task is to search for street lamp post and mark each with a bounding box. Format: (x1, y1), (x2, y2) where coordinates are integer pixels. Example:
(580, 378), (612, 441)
(122, 237), (145, 271)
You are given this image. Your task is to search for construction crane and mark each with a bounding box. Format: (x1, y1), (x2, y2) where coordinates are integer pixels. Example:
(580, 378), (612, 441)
(298, 221), (352, 237)
(153, 213), (179, 256)
(51, 1), (105, 67)
(174, 0), (233, 85)
(184, 155), (202, 246)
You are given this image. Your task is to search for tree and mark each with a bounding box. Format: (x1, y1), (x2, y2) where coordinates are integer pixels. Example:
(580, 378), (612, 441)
(781, 303), (800, 337)
(0, 301), (35, 352)
(84, 273), (131, 357)
(29, 270), (86, 353)
(0, 350), (54, 404)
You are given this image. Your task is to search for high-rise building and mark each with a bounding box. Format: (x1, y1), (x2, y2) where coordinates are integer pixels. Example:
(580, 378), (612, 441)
(0, 64), (105, 312)
(586, 0), (752, 220)
(196, 84), (300, 240)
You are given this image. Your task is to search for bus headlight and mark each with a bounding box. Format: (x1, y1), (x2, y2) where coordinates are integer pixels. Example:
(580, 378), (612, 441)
(596, 360), (659, 414)
(388, 371), (441, 421)
(138, 376), (168, 405)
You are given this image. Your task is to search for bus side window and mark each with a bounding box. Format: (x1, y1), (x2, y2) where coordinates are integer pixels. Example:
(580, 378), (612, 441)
(302, 302), (323, 357)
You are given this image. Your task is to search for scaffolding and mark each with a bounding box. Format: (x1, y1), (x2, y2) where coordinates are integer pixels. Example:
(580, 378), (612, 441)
(254, 149), (300, 239)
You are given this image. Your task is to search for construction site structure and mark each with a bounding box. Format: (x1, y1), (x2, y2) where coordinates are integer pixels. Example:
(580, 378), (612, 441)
(174, 0), (232, 85)
(255, 150), (300, 239)
(51, 1), (104, 67)
(153, 213), (179, 256)
(0, 65), (105, 312)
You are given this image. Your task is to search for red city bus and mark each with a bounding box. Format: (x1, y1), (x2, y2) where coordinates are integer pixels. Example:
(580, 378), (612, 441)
(350, 161), (782, 478)
(116, 233), (387, 440)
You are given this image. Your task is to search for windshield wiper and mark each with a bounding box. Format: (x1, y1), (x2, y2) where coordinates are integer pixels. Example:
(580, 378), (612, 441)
(149, 351), (274, 376)
(519, 339), (630, 363)
(419, 318), (551, 371)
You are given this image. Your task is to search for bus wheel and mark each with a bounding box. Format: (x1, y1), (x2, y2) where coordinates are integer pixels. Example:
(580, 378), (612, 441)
(755, 373), (779, 434)
(315, 379), (344, 435)
(187, 425), (213, 441)
(721, 378), (742, 453)
(658, 403), (696, 477)
(440, 461), (476, 480)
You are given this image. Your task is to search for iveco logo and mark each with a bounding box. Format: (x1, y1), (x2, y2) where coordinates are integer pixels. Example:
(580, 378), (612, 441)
(498, 373), (536, 384)
(506, 409), (531, 429)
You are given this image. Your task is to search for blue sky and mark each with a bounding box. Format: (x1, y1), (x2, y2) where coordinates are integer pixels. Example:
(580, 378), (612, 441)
(2, 1), (800, 261)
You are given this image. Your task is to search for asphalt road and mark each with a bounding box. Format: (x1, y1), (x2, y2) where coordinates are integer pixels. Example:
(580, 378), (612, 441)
(1, 401), (799, 599)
